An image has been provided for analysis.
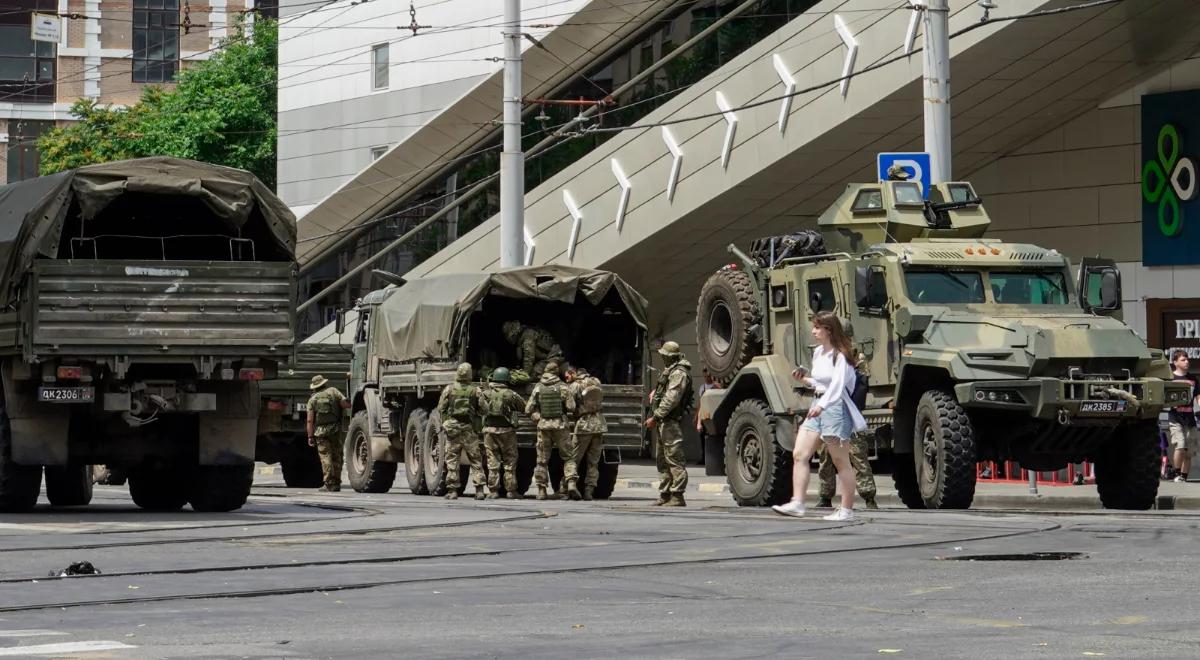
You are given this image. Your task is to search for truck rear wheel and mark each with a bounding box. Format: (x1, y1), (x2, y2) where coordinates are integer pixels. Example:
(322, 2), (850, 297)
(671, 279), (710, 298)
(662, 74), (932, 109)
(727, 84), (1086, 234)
(0, 409), (41, 512)
(696, 268), (761, 386)
(46, 465), (93, 506)
(128, 468), (187, 511)
(1094, 420), (1159, 510)
(422, 410), (450, 496)
(725, 399), (791, 507)
(281, 442), (323, 488)
(404, 409), (429, 495)
(913, 390), (976, 509)
(346, 411), (397, 493)
(188, 464), (254, 512)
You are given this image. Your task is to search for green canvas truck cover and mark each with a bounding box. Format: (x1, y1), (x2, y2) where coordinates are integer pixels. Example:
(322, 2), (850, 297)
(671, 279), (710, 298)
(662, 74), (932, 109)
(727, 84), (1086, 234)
(372, 265), (648, 362)
(0, 157), (296, 303)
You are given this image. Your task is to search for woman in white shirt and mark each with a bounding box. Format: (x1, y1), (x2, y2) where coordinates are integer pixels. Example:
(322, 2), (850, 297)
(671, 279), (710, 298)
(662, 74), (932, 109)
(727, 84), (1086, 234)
(772, 312), (867, 521)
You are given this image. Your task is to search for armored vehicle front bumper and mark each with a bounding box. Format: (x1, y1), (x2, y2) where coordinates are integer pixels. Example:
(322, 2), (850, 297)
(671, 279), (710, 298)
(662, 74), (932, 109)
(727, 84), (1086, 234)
(955, 378), (1193, 422)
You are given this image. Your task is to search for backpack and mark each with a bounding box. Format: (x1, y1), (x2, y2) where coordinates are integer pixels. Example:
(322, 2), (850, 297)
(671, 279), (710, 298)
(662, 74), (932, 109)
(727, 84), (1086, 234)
(538, 384), (564, 419)
(312, 390), (339, 425)
(847, 357), (869, 411)
(484, 387), (515, 427)
(579, 378), (604, 414)
(449, 384), (475, 421)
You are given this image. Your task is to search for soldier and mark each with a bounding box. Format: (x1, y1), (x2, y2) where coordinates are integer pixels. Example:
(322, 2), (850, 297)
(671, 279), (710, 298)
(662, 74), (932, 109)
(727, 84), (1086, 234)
(815, 436), (878, 509)
(645, 341), (693, 507)
(567, 367), (606, 501)
(502, 320), (565, 376)
(525, 361), (580, 500)
(481, 367), (526, 499)
(436, 362), (487, 501)
(306, 375), (348, 492)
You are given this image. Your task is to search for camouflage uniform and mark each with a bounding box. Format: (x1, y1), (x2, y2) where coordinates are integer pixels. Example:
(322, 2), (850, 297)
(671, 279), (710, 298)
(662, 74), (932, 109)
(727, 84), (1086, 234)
(526, 363), (579, 499)
(307, 384), (347, 491)
(437, 363), (487, 498)
(651, 342), (692, 505)
(569, 371), (607, 498)
(503, 321), (564, 376)
(481, 370), (526, 498)
(817, 435), (877, 505)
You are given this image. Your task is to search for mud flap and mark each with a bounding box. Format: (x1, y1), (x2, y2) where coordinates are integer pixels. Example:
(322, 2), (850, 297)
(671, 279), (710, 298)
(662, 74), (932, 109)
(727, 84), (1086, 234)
(199, 417), (257, 465)
(11, 417), (68, 465)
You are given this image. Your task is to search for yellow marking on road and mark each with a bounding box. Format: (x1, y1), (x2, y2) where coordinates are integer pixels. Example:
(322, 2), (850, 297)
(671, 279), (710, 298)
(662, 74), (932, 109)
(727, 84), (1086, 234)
(908, 585), (955, 596)
(949, 617), (1026, 629)
(1107, 615), (1147, 626)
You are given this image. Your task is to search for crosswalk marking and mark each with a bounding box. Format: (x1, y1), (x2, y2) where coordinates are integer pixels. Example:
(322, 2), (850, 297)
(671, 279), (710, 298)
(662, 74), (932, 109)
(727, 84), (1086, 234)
(0, 630), (68, 638)
(0, 640), (135, 656)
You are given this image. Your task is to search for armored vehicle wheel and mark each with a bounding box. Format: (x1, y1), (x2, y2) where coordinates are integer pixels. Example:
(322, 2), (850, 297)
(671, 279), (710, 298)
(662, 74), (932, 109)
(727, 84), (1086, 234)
(913, 390), (976, 509)
(1094, 420), (1159, 510)
(404, 409), (429, 494)
(696, 268), (761, 386)
(422, 410), (450, 496)
(46, 465), (93, 506)
(188, 464), (254, 512)
(725, 399), (791, 507)
(891, 454), (925, 509)
(280, 444), (323, 488)
(346, 411), (397, 493)
(128, 468), (187, 511)
(0, 409), (41, 512)
(515, 447), (536, 496)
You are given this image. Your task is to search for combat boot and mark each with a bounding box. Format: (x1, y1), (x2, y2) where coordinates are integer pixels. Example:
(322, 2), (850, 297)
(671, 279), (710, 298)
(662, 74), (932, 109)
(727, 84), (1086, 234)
(864, 496), (879, 510)
(536, 486), (548, 501)
(486, 492), (499, 500)
(662, 493), (686, 507)
(567, 481), (582, 501)
(445, 491), (459, 501)
(654, 493), (670, 506)
(474, 490), (486, 501)
(582, 487), (594, 501)
(817, 497), (833, 508)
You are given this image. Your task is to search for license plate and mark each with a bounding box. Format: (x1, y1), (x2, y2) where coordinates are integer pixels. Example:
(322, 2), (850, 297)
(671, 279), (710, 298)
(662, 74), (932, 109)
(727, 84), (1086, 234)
(295, 402), (308, 412)
(38, 386), (95, 403)
(1079, 400), (1125, 414)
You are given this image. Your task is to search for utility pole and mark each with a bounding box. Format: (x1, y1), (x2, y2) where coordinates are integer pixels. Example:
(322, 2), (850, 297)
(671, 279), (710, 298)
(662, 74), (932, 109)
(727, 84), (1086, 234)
(499, 0), (524, 268)
(922, 0), (952, 183)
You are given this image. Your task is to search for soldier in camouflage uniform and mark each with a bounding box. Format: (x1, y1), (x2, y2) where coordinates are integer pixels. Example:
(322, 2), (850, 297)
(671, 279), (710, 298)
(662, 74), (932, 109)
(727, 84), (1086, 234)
(436, 363), (487, 501)
(481, 367), (526, 499)
(306, 375), (348, 492)
(816, 436), (878, 509)
(567, 367), (606, 501)
(646, 341), (692, 507)
(526, 361), (580, 500)
(502, 320), (565, 376)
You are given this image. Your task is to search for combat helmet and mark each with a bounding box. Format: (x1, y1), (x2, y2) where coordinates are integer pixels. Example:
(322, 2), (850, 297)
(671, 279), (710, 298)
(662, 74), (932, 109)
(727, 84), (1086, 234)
(490, 367), (511, 384)
(658, 341), (682, 358)
(455, 362), (473, 382)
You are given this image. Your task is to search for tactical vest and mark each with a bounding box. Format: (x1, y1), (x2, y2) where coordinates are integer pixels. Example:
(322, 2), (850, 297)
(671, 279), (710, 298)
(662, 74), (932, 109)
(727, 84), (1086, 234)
(484, 387), (514, 428)
(579, 379), (604, 415)
(312, 390), (339, 425)
(448, 384), (475, 421)
(654, 365), (693, 421)
(538, 384), (564, 419)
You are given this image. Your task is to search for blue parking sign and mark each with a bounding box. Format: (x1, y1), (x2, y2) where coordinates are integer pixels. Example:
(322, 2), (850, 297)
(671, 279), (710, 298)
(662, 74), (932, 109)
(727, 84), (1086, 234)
(877, 152), (931, 199)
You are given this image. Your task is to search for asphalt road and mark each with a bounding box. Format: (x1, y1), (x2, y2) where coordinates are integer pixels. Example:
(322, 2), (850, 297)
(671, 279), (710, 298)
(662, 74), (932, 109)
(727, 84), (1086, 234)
(0, 479), (1198, 659)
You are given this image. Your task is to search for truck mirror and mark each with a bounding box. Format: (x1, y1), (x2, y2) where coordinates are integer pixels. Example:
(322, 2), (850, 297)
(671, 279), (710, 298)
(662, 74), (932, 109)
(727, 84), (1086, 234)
(809, 291), (823, 312)
(1082, 265), (1121, 313)
(1099, 269), (1121, 310)
(335, 309), (346, 336)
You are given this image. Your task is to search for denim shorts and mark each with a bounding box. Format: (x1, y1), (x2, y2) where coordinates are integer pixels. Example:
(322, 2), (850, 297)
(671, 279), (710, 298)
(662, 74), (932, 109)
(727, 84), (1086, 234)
(801, 400), (854, 443)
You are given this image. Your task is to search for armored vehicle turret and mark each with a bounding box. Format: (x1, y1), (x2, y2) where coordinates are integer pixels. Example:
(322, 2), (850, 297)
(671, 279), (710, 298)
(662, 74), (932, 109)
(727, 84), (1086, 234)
(696, 180), (1191, 510)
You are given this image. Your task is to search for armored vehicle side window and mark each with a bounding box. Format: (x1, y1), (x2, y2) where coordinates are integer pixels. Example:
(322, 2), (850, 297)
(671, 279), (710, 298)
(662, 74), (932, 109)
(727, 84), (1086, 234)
(892, 182), (923, 206)
(989, 271), (1067, 305)
(807, 278), (836, 313)
(851, 188), (883, 212)
(904, 271), (985, 304)
(947, 183), (975, 202)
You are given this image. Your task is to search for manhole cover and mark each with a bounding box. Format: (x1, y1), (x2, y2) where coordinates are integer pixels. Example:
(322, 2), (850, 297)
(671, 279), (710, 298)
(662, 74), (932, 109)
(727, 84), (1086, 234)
(937, 552), (1086, 561)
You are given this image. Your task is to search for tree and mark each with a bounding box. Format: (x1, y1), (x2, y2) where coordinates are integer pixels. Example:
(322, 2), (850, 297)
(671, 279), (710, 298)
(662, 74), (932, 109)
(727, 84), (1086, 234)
(38, 17), (277, 187)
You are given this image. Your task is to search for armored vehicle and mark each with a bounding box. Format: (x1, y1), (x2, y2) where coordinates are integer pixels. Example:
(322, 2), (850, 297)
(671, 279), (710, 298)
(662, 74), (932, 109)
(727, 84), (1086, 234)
(340, 266), (648, 497)
(0, 158), (297, 512)
(697, 179), (1192, 510)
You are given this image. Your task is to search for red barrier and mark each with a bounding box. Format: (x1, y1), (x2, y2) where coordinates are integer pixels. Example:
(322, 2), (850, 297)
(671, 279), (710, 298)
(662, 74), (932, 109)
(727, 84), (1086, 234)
(976, 460), (1091, 487)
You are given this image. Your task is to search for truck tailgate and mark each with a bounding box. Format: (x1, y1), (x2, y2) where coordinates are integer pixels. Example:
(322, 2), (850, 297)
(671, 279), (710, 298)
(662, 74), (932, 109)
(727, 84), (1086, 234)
(27, 260), (295, 355)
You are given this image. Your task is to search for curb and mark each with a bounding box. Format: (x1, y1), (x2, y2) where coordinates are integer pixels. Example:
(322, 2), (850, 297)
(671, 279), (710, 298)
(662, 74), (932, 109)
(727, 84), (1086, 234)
(614, 478), (731, 495)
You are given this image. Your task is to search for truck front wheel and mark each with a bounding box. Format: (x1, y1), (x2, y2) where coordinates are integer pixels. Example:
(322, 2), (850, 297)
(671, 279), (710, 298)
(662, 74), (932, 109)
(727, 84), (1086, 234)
(1094, 420), (1159, 510)
(913, 390), (977, 509)
(45, 465), (93, 506)
(346, 411), (397, 493)
(725, 399), (791, 507)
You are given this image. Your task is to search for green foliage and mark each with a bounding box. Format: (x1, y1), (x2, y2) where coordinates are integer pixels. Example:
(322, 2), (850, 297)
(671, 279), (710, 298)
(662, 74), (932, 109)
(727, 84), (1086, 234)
(38, 17), (277, 187)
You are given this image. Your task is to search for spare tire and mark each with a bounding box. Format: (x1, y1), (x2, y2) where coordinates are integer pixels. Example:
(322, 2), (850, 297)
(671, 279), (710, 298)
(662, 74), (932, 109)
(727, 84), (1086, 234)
(696, 267), (760, 386)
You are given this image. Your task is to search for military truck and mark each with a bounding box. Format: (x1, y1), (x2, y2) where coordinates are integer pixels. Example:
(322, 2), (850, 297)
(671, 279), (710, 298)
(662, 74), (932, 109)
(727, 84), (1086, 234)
(696, 179), (1192, 510)
(256, 341), (353, 487)
(339, 266), (648, 497)
(0, 158), (297, 513)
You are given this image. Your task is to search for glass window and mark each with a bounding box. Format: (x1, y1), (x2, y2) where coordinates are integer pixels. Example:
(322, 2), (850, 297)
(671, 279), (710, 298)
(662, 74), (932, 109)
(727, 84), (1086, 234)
(989, 271), (1068, 305)
(947, 183), (975, 202)
(132, 0), (178, 83)
(807, 278), (836, 313)
(892, 181), (923, 206)
(370, 145), (388, 161)
(904, 271), (986, 305)
(6, 119), (54, 182)
(851, 188), (883, 212)
(0, 2), (57, 104)
(372, 43), (389, 90)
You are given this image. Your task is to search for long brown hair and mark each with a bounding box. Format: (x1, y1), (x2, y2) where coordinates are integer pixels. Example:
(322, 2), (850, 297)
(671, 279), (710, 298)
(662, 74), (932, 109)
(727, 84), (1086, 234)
(813, 311), (855, 364)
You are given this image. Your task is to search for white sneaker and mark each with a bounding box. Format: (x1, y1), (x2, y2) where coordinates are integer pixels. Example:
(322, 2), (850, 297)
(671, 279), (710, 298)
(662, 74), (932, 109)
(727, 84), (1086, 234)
(822, 507), (856, 522)
(771, 500), (806, 518)
(1174, 476), (1187, 483)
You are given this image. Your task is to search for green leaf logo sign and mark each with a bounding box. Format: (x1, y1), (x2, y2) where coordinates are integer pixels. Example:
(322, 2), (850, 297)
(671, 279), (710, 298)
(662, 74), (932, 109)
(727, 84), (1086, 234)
(1142, 123), (1198, 237)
